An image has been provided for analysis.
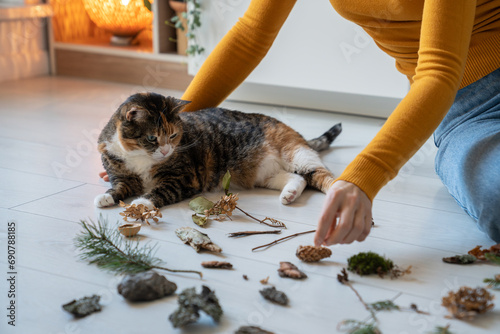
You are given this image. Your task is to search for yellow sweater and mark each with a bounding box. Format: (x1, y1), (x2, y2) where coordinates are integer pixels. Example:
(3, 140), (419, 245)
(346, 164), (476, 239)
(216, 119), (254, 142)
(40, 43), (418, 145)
(181, 0), (500, 200)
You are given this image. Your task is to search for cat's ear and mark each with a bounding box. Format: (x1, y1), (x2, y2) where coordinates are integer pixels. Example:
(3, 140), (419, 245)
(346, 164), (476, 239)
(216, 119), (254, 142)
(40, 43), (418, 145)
(123, 107), (146, 122)
(171, 98), (191, 114)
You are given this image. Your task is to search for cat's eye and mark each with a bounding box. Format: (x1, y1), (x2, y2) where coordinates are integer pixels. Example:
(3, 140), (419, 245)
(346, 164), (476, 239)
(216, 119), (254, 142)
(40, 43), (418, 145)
(146, 135), (157, 142)
(169, 133), (178, 140)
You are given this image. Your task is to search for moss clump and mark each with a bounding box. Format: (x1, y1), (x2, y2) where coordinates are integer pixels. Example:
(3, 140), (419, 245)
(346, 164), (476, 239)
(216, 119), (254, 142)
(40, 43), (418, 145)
(347, 252), (394, 276)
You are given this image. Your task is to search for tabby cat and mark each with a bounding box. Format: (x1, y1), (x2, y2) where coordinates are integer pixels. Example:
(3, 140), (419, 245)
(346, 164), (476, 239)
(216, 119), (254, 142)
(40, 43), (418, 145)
(94, 92), (341, 209)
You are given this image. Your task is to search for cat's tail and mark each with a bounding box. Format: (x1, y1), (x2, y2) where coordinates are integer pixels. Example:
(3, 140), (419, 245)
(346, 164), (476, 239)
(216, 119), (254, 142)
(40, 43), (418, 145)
(307, 123), (342, 152)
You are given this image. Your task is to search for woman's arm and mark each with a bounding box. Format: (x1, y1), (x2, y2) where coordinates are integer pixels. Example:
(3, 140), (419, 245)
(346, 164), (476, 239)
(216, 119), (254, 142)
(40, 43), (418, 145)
(181, 0), (297, 111)
(316, 0), (477, 246)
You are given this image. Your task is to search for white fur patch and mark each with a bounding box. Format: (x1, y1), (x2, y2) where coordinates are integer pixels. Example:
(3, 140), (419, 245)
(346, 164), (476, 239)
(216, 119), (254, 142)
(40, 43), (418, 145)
(288, 147), (323, 173)
(94, 193), (115, 207)
(131, 197), (155, 209)
(254, 151), (283, 187)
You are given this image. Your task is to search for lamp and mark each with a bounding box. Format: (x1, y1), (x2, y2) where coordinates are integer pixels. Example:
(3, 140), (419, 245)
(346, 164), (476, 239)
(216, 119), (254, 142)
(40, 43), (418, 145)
(83, 0), (153, 45)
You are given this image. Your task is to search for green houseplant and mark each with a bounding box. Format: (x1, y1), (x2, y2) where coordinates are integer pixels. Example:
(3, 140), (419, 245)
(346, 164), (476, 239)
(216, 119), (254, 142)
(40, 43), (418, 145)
(168, 0), (205, 55)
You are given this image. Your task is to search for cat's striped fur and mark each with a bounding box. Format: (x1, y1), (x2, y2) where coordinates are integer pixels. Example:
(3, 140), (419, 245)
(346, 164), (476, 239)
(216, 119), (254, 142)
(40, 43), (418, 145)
(94, 93), (341, 209)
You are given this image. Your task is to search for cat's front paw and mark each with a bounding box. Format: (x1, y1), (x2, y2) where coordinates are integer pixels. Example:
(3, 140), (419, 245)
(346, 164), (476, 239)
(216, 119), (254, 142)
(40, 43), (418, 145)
(281, 189), (298, 205)
(94, 193), (115, 208)
(131, 197), (155, 209)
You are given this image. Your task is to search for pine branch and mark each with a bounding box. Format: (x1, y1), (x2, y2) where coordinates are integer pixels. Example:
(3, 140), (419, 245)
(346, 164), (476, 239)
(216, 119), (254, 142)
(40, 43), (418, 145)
(75, 218), (202, 278)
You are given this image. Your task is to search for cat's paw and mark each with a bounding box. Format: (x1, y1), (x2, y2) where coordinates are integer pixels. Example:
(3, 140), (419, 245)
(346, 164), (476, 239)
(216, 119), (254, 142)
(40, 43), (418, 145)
(281, 189), (297, 205)
(131, 197), (155, 209)
(94, 193), (115, 208)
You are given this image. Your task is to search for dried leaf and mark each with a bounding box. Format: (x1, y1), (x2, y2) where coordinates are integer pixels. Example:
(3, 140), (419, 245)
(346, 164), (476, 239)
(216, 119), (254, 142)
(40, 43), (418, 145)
(442, 286), (494, 320)
(442, 254), (477, 265)
(222, 170), (231, 195)
(189, 197), (215, 214)
(277, 262), (307, 279)
(191, 214), (208, 227)
(259, 286), (289, 306)
(260, 276), (269, 285)
(175, 227), (222, 253)
(201, 261), (233, 269)
(243, 275), (248, 280)
(337, 268), (349, 284)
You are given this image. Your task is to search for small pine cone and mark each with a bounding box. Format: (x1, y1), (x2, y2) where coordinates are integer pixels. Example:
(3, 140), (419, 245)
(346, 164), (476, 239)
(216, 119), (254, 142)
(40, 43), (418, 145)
(296, 245), (332, 262)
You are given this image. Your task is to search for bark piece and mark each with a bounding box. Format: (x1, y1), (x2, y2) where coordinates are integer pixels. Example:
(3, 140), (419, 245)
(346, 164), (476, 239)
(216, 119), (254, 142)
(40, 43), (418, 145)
(442, 254), (477, 264)
(117, 271), (177, 302)
(169, 285), (223, 328)
(175, 227), (222, 252)
(296, 245), (332, 262)
(62, 295), (101, 318)
(277, 262), (307, 279)
(259, 287), (289, 306)
(201, 261), (233, 269)
(235, 326), (275, 334)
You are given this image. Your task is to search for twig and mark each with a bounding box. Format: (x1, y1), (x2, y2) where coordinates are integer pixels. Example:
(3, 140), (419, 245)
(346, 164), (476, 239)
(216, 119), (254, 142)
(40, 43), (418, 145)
(228, 230), (282, 238)
(235, 206), (287, 228)
(338, 268), (378, 321)
(252, 230), (316, 251)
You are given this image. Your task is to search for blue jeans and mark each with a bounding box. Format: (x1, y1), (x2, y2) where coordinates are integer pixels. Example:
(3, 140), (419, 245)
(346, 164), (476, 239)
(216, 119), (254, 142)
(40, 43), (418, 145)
(434, 67), (500, 242)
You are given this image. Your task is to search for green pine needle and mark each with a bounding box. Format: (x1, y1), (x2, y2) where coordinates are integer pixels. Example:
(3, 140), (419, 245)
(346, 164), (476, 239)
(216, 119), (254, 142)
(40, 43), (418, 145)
(75, 217), (202, 278)
(484, 253), (500, 265)
(369, 300), (400, 311)
(427, 325), (453, 334)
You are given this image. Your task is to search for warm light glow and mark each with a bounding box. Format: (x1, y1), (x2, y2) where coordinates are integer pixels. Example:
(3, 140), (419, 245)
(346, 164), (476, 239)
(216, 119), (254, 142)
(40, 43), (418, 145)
(83, 0), (153, 37)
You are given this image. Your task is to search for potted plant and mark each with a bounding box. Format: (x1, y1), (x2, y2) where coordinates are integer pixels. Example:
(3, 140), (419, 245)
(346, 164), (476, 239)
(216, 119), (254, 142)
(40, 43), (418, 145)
(168, 0), (204, 55)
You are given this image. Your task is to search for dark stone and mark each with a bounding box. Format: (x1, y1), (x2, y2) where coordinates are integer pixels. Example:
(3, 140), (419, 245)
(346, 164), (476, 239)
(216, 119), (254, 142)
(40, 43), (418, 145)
(117, 271), (177, 302)
(62, 295), (101, 318)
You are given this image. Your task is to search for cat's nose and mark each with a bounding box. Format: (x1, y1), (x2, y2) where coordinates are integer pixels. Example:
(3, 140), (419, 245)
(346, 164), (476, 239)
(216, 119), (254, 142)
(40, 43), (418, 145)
(160, 148), (170, 156)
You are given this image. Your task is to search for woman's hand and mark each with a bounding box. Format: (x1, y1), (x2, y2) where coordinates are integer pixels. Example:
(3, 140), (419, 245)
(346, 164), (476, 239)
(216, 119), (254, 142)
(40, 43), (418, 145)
(314, 180), (372, 246)
(99, 171), (110, 182)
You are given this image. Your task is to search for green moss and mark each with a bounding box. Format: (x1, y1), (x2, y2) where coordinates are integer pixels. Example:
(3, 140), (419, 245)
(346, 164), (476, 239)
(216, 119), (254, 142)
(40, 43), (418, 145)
(347, 251), (394, 276)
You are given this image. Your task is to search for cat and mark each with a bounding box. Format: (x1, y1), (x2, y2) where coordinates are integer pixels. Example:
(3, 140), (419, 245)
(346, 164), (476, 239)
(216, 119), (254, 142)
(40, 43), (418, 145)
(94, 92), (342, 209)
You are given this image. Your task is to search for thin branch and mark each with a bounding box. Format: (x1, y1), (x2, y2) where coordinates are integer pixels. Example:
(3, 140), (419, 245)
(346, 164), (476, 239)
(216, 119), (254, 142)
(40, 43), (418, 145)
(235, 206), (287, 228)
(252, 230), (316, 251)
(228, 230), (282, 238)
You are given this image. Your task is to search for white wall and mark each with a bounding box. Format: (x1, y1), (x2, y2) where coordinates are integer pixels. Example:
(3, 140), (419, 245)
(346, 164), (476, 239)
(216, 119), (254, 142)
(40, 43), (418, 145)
(189, 0), (410, 118)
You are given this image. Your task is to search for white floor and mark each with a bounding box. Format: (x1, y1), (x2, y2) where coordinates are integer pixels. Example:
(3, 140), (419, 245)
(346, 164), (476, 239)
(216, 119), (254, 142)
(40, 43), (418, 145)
(0, 76), (498, 334)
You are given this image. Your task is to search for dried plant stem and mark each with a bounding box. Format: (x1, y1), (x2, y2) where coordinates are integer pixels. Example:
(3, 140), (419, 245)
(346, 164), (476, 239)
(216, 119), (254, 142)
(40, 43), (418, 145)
(235, 206), (286, 228)
(228, 230), (282, 237)
(346, 281), (378, 321)
(151, 265), (203, 277)
(252, 230), (316, 251)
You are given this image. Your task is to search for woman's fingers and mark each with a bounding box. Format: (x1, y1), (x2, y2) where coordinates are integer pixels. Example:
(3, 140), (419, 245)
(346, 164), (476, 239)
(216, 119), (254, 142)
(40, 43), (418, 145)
(98, 171), (110, 182)
(314, 189), (341, 247)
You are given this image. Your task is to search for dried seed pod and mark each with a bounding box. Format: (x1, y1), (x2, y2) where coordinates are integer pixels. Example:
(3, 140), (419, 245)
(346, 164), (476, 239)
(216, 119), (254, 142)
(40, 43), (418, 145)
(296, 245), (332, 262)
(118, 223), (141, 237)
(175, 227), (222, 253)
(62, 295), (101, 318)
(442, 286), (494, 320)
(259, 286), (289, 306)
(277, 262), (307, 279)
(235, 326), (275, 334)
(201, 261), (233, 269)
(117, 271), (177, 302)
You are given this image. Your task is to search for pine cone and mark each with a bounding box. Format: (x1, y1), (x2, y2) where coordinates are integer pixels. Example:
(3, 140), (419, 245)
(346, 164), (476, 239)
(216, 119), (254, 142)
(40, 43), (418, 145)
(296, 245), (332, 262)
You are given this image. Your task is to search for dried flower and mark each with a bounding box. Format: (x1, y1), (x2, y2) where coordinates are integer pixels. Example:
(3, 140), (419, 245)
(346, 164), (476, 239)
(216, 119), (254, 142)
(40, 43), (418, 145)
(296, 245), (332, 262)
(205, 194), (239, 218)
(468, 243), (500, 261)
(277, 262), (307, 279)
(441, 286), (494, 320)
(119, 201), (162, 225)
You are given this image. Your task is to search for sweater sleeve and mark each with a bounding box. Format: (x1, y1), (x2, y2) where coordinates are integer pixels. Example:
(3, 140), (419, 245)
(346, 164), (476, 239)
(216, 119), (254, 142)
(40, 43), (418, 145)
(337, 0), (477, 201)
(181, 0), (297, 111)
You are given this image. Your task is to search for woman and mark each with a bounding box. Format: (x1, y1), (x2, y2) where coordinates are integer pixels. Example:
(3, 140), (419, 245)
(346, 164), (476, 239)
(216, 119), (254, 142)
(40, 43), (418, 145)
(101, 0), (500, 244)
